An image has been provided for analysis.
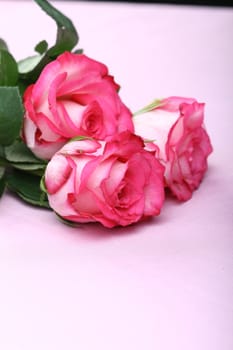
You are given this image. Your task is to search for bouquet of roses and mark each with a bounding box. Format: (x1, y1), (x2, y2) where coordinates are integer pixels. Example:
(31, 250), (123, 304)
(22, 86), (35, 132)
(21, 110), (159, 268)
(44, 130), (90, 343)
(0, 0), (213, 228)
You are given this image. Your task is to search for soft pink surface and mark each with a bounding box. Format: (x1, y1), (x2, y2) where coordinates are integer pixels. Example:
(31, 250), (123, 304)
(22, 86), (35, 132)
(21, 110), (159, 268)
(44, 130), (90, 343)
(0, 1), (232, 349)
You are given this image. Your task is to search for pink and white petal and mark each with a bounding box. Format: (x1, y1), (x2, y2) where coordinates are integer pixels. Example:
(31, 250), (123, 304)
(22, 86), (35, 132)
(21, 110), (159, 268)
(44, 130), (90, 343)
(102, 160), (128, 197)
(57, 75), (103, 97)
(160, 96), (197, 112)
(143, 180), (164, 216)
(170, 180), (192, 201)
(57, 100), (86, 137)
(84, 157), (115, 191)
(134, 109), (177, 161)
(45, 154), (72, 194)
(59, 139), (101, 156)
(32, 60), (62, 104)
(178, 153), (192, 178)
(57, 52), (108, 84)
(23, 116), (37, 149)
(33, 141), (66, 160)
(197, 128), (213, 157)
(68, 190), (100, 215)
(48, 72), (67, 124)
(36, 113), (63, 141)
(181, 102), (204, 130)
(81, 101), (104, 137)
(117, 101), (134, 133)
(47, 165), (79, 217)
(166, 116), (185, 148)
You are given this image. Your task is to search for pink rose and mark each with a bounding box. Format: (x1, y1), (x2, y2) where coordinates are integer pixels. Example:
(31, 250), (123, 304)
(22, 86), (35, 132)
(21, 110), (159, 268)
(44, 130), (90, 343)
(133, 97), (213, 201)
(22, 52), (134, 160)
(44, 131), (165, 228)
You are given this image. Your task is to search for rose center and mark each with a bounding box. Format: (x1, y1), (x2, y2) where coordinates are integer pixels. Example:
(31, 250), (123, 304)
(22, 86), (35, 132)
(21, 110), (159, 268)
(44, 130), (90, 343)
(115, 183), (130, 208)
(85, 116), (98, 132)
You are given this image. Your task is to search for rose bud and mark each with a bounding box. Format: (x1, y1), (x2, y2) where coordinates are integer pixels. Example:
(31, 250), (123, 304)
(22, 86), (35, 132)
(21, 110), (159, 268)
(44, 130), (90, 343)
(133, 97), (213, 201)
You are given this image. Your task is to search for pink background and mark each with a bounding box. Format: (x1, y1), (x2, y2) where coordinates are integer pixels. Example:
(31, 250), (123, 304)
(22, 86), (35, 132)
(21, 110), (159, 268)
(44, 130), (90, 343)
(0, 1), (233, 349)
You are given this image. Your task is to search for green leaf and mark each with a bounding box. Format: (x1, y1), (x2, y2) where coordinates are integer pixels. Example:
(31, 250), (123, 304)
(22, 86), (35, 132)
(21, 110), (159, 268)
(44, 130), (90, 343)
(133, 99), (163, 116)
(0, 144), (8, 166)
(0, 144), (5, 158)
(0, 87), (24, 146)
(0, 49), (18, 86)
(6, 169), (50, 208)
(0, 166), (5, 197)
(19, 54), (51, 84)
(0, 38), (8, 51)
(17, 54), (40, 94)
(0, 166), (5, 178)
(12, 163), (46, 172)
(17, 79), (29, 97)
(4, 141), (47, 173)
(19, 0), (79, 83)
(18, 55), (42, 74)
(34, 40), (48, 54)
(5, 140), (46, 164)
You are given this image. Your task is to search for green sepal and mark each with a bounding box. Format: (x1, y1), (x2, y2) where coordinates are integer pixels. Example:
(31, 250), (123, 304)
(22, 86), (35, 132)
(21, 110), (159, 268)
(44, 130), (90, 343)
(67, 135), (93, 143)
(73, 48), (84, 54)
(144, 139), (156, 143)
(55, 212), (80, 228)
(0, 49), (18, 86)
(40, 174), (47, 194)
(34, 40), (48, 55)
(133, 99), (163, 116)
(6, 169), (50, 208)
(0, 87), (24, 146)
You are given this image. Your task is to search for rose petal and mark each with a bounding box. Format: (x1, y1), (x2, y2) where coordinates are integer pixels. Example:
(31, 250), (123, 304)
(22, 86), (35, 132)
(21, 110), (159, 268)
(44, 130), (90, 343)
(45, 154), (72, 194)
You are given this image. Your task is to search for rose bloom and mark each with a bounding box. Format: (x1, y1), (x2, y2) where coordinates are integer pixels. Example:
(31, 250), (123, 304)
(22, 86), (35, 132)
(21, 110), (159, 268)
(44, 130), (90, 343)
(22, 52), (134, 160)
(44, 131), (165, 228)
(133, 97), (213, 201)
